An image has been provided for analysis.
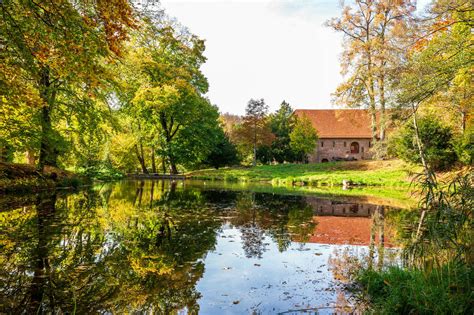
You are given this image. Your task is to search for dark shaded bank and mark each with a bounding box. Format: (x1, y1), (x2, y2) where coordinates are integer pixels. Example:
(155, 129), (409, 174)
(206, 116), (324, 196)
(0, 162), (88, 193)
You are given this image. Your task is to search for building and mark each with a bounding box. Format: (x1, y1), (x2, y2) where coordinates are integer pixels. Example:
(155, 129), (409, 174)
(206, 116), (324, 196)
(295, 109), (378, 163)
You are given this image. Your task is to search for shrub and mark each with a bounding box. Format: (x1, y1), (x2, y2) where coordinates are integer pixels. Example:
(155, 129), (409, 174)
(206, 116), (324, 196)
(453, 125), (474, 165)
(393, 116), (457, 170)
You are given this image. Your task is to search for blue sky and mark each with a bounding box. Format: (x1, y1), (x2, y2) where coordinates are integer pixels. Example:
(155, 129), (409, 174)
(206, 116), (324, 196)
(161, 0), (432, 115)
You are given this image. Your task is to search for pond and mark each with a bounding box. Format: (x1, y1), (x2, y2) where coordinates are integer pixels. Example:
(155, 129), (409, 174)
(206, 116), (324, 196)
(0, 180), (406, 314)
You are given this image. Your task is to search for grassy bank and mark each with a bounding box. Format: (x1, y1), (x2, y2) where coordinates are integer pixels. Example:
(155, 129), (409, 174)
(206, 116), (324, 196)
(188, 160), (419, 187)
(357, 265), (473, 314)
(0, 162), (86, 193)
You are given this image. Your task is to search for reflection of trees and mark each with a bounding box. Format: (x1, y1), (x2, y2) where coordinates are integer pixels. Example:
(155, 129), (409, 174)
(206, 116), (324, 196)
(229, 192), (316, 256)
(368, 206), (386, 270)
(328, 205), (389, 286)
(0, 182), (220, 313)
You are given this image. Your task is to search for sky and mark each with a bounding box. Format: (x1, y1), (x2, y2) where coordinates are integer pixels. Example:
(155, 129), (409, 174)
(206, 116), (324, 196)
(160, 0), (432, 115)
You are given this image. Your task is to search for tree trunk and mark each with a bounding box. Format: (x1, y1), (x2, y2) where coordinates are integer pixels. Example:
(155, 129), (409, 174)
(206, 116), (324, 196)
(411, 104), (431, 179)
(151, 146), (156, 173)
(162, 157), (167, 174)
(253, 120), (257, 167)
(134, 144), (148, 174)
(37, 67), (58, 171)
(365, 22), (377, 144)
(253, 144), (257, 167)
(170, 160), (178, 175)
(26, 149), (36, 166)
(378, 74), (386, 141)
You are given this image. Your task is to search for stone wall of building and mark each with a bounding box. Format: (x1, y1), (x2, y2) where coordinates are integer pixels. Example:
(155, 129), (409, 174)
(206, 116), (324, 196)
(308, 138), (372, 163)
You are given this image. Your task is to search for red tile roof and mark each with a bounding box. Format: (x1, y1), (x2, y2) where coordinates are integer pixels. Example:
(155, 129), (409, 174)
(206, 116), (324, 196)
(294, 109), (377, 139)
(308, 216), (394, 247)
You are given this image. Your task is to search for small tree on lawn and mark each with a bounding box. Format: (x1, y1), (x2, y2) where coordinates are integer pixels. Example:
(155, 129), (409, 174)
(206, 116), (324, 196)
(239, 99), (274, 166)
(290, 115), (318, 162)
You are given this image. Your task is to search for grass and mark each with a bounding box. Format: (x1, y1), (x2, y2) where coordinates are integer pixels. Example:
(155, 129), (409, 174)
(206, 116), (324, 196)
(187, 160), (419, 188)
(357, 265), (473, 314)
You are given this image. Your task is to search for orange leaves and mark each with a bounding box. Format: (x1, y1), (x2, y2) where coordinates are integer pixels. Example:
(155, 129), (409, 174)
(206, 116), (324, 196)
(96, 0), (136, 55)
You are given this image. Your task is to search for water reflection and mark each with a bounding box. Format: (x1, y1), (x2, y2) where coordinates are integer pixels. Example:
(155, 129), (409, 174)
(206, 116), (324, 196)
(0, 180), (401, 313)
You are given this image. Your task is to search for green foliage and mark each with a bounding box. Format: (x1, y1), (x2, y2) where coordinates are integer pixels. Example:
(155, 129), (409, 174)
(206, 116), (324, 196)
(357, 265), (473, 314)
(289, 115), (318, 161)
(0, 0), (134, 169)
(393, 117), (457, 170)
(269, 101), (298, 163)
(232, 99), (274, 166)
(256, 145), (273, 164)
(453, 126), (474, 165)
(357, 172), (473, 314)
(78, 164), (124, 181)
(202, 131), (240, 169)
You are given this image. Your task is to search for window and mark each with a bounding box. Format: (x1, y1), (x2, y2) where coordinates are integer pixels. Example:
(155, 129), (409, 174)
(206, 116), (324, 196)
(350, 142), (360, 154)
(321, 141), (324, 147)
(369, 141), (371, 148)
(344, 141), (346, 147)
(332, 141), (335, 147)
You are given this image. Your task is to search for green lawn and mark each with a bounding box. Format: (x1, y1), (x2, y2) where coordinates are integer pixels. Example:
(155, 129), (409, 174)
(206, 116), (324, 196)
(187, 160), (419, 188)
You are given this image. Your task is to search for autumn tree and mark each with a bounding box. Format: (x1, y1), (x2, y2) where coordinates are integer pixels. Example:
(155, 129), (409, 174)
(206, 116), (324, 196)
(236, 99), (274, 166)
(393, 0), (473, 174)
(0, 0), (135, 170)
(327, 0), (415, 142)
(121, 22), (222, 174)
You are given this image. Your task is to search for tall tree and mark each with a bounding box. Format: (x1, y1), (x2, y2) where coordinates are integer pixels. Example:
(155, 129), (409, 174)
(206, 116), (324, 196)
(393, 0), (473, 176)
(327, 0), (415, 142)
(239, 99), (273, 166)
(0, 0), (135, 170)
(124, 22), (221, 174)
(269, 101), (297, 163)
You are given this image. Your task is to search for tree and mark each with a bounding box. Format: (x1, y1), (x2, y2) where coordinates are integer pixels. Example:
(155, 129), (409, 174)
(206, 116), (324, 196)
(238, 99), (274, 166)
(393, 0), (473, 175)
(289, 115), (318, 162)
(394, 116), (457, 171)
(327, 0), (415, 142)
(269, 101), (297, 163)
(202, 130), (240, 169)
(120, 22), (222, 174)
(0, 0), (135, 170)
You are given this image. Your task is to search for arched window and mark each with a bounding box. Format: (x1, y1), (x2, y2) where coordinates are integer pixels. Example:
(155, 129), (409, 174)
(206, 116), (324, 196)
(350, 142), (359, 154)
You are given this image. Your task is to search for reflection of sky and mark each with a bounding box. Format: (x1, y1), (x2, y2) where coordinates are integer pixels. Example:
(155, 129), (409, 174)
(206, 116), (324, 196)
(196, 226), (365, 314)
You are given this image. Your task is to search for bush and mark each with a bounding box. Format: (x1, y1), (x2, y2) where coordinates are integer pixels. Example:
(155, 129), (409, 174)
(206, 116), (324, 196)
(79, 164), (124, 181)
(453, 125), (474, 165)
(393, 116), (457, 170)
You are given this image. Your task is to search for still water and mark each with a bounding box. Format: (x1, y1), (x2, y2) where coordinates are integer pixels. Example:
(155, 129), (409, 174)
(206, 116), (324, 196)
(0, 180), (403, 314)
